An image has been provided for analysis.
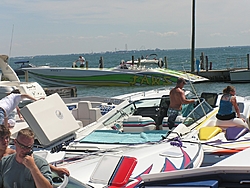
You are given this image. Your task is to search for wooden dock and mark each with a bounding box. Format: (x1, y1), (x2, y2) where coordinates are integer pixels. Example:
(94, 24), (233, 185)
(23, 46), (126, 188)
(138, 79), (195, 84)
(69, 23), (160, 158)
(189, 68), (247, 82)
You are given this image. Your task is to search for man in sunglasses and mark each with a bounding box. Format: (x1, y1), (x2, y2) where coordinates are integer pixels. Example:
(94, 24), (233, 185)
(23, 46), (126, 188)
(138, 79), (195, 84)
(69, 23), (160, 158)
(0, 128), (61, 187)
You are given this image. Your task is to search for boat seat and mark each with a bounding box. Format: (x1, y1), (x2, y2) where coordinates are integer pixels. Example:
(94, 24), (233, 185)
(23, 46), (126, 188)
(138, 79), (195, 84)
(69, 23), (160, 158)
(216, 118), (249, 129)
(161, 116), (185, 130)
(122, 115), (156, 132)
(199, 127), (222, 141)
(99, 103), (116, 115)
(72, 101), (102, 127)
(225, 127), (249, 140)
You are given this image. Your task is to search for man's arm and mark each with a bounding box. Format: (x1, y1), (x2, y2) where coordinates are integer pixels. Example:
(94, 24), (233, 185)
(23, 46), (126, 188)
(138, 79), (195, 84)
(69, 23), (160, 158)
(49, 164), (70, 177)
(21, 94), (45, 101)
(179, 90), (195, 104)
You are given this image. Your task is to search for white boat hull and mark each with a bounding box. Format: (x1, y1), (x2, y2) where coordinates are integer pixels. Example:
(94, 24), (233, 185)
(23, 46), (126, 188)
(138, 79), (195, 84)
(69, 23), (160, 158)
(230, 69), (250, 82)
(23, 66), (208, 87)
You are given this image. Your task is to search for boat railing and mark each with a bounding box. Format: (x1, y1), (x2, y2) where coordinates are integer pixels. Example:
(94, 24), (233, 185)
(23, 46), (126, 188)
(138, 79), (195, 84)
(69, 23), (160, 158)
(226, 56), (248, 70)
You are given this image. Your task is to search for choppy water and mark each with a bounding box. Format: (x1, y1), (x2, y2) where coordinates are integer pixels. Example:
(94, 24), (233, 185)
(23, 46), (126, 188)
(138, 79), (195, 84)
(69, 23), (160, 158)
(9, 46), (250, 97)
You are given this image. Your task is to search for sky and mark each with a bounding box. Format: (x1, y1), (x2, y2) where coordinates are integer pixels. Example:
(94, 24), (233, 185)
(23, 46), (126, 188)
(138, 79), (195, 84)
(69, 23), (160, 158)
(1, 0), (250, 57)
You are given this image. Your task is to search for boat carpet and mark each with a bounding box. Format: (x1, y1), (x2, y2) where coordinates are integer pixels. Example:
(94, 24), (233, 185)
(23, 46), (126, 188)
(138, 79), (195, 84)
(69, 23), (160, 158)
(79, 130), (168, 144)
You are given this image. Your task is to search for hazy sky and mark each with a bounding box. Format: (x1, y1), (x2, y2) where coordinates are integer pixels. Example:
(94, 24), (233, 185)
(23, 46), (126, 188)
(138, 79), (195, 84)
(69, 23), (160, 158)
(1, 0), (250, 57)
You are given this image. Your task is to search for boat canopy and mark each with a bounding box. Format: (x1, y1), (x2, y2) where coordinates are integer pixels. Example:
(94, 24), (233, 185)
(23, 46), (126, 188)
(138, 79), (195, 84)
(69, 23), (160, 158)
(14, 60), (29, 64)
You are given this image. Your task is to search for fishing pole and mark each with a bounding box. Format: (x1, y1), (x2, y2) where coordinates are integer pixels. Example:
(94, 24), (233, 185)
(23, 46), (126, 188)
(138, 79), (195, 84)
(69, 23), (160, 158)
(8, 24), (14, 62)
(182, 65), (207, 117)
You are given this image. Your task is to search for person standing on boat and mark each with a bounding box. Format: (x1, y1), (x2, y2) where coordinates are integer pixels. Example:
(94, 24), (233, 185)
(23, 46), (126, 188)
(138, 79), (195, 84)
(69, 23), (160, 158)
(167, 77), (196, 129)
(0, 89), (44, 127)
(76, 56), (85, 68)
(216, 86), (244, 122)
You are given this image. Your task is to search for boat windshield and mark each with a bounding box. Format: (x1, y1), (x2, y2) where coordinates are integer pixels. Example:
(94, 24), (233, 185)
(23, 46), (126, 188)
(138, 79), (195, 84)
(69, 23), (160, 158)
(102, 96), (213, 130)
(103, 97), (164, 128)
(182, 98), (214, 128)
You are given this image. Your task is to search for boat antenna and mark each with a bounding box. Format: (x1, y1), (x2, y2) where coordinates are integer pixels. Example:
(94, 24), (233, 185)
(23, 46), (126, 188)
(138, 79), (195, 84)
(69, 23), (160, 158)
(8, 24), (14, 63)
(182, 65), (207, 117)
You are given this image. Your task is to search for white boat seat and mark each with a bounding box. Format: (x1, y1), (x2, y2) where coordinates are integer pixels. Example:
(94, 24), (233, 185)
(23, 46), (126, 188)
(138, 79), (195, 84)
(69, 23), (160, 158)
(162, 116), (185, 130)
(123, 115), (156, 132)
(216, 118), (249, 130)
(72, 101), (102, 127)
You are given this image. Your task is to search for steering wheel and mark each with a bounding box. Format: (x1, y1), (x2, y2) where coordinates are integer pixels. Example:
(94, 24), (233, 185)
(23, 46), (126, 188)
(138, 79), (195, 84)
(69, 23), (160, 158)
(52, 174), (69, 188)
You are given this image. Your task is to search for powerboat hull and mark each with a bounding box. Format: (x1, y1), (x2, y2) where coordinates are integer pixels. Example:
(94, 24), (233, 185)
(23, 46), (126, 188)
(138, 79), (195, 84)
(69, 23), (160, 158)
(230, 69), (250, 83)
(23, 67), (208, 87)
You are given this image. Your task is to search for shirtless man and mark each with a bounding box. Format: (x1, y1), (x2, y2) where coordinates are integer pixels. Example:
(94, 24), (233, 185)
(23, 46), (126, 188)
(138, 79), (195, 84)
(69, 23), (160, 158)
(167, 77), (195, 129)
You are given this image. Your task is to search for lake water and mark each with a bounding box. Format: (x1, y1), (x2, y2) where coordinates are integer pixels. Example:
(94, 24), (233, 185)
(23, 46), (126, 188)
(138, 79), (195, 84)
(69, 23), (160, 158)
(9, 46), (250, 97)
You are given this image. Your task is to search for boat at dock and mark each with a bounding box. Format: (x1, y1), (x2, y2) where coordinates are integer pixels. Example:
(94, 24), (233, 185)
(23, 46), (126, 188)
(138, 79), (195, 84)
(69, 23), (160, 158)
(229, 68), (250, 83)
(13, 60), (36, 77)
(22, 64), (208, 87)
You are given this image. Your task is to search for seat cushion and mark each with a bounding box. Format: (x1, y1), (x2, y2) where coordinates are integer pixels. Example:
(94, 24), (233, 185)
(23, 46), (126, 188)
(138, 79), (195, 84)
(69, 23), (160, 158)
(225, 127), (249, 140)
(199, 127), (222, 140)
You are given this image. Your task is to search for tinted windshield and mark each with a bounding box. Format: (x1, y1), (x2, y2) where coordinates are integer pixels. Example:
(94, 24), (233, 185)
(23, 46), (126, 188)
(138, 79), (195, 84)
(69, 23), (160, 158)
(103, 97), (165, 127)
(182, 98), (214, 127)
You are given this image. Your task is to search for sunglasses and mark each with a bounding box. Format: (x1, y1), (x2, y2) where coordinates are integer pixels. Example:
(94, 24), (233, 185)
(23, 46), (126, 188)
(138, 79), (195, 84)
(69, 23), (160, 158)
(0, 136), (10, 142)
(15, 139), (33, 150)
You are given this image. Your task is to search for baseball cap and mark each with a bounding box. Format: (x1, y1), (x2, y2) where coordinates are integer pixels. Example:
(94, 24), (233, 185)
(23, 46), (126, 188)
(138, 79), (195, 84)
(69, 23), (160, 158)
(177, 77), (187, 84)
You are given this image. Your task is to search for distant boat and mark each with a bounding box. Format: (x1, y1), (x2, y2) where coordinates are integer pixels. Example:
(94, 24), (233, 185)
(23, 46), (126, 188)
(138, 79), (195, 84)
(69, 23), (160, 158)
(14, 60), (36, 76)
(125, 53), (164, 67)
(22, 64), (209, 87)
(229, 68), (250, 83)
(0, 55), (47, 103)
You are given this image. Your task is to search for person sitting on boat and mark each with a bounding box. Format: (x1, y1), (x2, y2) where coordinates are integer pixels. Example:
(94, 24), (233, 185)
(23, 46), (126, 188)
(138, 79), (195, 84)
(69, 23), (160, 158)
(72, 61), (78, 68)
(216, 86), (246, 128)
(0, 125), (70, 177)
(119, 60), (128, 69)
(167, 77), (196, 129)
(76, 56), (85, 68)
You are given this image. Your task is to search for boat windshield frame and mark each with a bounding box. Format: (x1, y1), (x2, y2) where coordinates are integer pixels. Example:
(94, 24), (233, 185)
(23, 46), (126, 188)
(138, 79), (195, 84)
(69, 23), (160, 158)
(103, 96), (214, 130)
(103, 97), (167, 127)
(182, 98), (214, 128)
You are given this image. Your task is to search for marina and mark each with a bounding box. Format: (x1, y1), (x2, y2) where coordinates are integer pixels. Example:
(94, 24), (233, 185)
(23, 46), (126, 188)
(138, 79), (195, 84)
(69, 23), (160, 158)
(2, 0), (250, 187)
(1, 46), (250, 188)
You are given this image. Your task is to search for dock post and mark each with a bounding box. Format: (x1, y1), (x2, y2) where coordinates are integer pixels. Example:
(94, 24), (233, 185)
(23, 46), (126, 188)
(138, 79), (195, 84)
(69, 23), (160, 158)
(132, 56), (134, 66)
(99, 57), (104, 68)
(164, 56), (168, 69)
(137, 58), (141, 67)
(247, 54), (250, 70)
(200, 52), (204, 70)
(86, 61), (88, 69)
(209, 62), (212, 70)
(24, 70), (29, 82)
(205, 56), (208, 71)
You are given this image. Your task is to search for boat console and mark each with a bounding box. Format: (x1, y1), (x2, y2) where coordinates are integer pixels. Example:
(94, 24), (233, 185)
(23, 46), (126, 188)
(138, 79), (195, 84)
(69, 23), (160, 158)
(20, 93), (80, 152)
